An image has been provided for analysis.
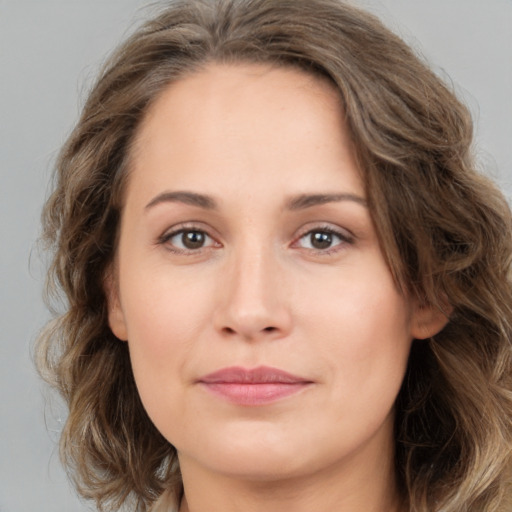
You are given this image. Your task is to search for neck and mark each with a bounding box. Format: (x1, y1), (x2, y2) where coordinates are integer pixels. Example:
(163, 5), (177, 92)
(177, 423), (404, 512)
(179, 474), (404, 512)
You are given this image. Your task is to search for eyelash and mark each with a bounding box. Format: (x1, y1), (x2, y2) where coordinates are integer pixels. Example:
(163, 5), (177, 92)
(293, 225), (354, 255)
(157, 225), (219, 255)
(157, 224), (354, 256)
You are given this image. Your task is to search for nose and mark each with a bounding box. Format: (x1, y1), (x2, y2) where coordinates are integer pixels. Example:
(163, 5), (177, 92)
(213, 245), (292, 342)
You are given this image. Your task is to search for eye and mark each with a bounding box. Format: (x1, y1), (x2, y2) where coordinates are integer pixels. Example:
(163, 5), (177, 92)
(160, 228), (217, 252)
(295, 227), (351, 252)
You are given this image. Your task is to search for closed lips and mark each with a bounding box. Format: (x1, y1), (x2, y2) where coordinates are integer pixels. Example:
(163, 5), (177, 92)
(198, 366), (312, 384)
(197, 366), (314, 406)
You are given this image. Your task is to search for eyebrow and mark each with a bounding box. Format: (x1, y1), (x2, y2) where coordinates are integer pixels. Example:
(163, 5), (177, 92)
(144, 190), (367, 211)
(145, 191), (218, 210)
(285, 193), (367, 210)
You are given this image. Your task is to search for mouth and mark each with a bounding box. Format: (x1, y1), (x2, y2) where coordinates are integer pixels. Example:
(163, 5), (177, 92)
(197, 366), (314, 406)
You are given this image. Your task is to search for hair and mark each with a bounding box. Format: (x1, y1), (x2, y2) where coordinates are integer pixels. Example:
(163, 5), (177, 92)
(36, 0), (512, 511)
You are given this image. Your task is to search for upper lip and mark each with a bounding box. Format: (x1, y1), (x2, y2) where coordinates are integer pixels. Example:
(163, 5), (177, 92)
(198, 366), (311, 384)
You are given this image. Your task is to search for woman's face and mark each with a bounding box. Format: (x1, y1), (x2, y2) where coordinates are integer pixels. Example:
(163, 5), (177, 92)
(108, 63), (440, 483)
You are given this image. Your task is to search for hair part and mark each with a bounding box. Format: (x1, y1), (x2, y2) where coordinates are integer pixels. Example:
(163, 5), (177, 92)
(37, 1), (512, 510)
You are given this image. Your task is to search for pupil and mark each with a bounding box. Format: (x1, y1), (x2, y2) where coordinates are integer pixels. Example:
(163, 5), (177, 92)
(183, 231), (205, 249)
(311, 231), (332, 249)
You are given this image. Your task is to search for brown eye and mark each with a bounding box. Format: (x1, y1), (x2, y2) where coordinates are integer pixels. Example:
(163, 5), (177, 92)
(310, 231), (333, 249)
(296, 228), (350, 252)
(181, 230), (206, 249)
(163, 229), (215, 252)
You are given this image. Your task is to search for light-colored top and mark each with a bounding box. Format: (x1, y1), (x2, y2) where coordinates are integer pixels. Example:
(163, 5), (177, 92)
(149, 491), (178, 512)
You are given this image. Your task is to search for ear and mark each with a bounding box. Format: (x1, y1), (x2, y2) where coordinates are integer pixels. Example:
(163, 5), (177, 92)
(410, 300), (452, 340)
(104, 269), (128, 341)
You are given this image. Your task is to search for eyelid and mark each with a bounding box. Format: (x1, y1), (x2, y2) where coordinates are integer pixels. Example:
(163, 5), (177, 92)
(291, 223), (355, 252)
(156, 221), (355, 256)
(157, 222), (222, 254)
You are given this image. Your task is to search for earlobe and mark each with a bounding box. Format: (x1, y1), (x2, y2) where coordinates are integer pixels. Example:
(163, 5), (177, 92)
(411, 301), (452, 340)
(104, 270), (128, 341)
(108, 301), (129, 341)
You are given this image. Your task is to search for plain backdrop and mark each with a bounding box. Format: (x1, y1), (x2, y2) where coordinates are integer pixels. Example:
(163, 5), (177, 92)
(1, 1), (511, 511)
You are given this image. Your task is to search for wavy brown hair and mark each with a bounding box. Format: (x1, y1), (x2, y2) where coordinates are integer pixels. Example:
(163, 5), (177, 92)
(37, 0), (512, 510)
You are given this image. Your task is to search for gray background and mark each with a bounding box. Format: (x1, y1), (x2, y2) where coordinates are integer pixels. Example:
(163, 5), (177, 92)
(1, 1), (511, 510)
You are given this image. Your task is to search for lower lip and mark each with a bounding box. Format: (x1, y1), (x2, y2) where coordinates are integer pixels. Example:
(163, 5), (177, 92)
(199, 382), (311, 406)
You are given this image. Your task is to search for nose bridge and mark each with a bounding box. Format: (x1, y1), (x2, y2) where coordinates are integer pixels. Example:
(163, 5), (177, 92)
(216, 236), (291, 340)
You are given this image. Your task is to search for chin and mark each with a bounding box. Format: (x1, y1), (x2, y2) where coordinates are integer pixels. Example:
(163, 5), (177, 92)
(205, 451), (309, 482)
(181, 423), (314, 480)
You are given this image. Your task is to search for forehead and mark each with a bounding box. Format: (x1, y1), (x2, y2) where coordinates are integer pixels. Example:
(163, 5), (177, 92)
(126, 62), (363, 204)
(133, 62), (345, 153)
(139, 61), (341, 127)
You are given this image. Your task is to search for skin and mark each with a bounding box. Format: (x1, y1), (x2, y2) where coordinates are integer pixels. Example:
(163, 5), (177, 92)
(108, 63), (447, 512)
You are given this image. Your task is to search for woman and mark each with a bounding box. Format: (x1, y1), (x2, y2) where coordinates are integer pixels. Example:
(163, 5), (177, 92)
(37, 0), (512, 511)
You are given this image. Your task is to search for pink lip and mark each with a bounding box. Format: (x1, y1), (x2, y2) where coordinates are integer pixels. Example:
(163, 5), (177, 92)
(197, 366), (313, 406)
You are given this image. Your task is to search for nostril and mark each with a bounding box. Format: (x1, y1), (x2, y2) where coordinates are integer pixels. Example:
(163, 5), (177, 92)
(221, 325), (278, 336)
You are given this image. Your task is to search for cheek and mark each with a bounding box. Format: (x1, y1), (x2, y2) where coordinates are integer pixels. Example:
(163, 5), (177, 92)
(301, 264), (412, 400)
(119, 269), (217, 415)
(122, 266), (215, 351)
(302, 263), (411, 347)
